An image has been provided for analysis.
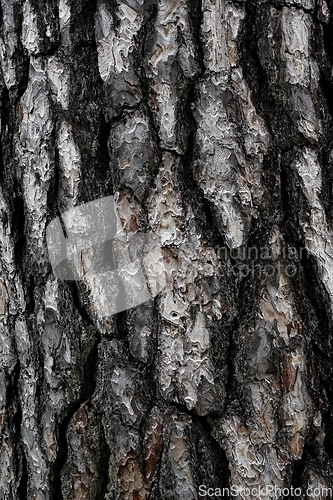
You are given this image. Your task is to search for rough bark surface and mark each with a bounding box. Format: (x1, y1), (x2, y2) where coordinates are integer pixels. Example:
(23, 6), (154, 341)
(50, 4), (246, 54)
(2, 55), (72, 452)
(1, 0), (333, 499)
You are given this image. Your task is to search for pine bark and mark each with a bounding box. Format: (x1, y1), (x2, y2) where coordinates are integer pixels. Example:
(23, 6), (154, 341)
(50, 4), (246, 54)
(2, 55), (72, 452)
(1, 0), (333, 499)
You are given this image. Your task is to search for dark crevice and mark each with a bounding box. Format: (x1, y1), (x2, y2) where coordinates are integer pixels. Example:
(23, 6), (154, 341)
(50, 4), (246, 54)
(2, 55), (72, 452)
(1, 86), (11, 130)
(239, 3), (310, 152)
(301, 254), (331, 343)
(107, 101), (142, 128)
(25, 275), (35, 314)
(73, 41), (98, 50)
(52, 405), (75, 500)
(52, 335), (100, 500)
(138, 49), (163, 162)
(14, 56), (30, 106)
(6, 361), (28, 500)
(280, 147), (295, 227)
(323, 410), (333, 460)
(17, 448), (28, 500)
(115, 309), (129, 343)
(0, 135), (5, 187)
(279, 146), (333, 471)
(167, 402), (230, 495)
(323, 11), (333, 65)
(47, 123), (60, 219)
(67, 0), (98, 49)
(168, 400), (218, 428)
(280, 150), (332, 346)
(187, 0), (205, 78)
(96, 111), (113, 194)
(193, 418), (230, 498)
(0, 85), (15, 197)
(319, 19), (333, 229)
(317, 138), (333, 230)
(81, 340), (100, 402)
(51, 267), (104, 497)
(67, 47), (110, 203)
(66, 281), (95, 327)
(222, 315), (240, 407)
(12, 178), (26, 272)
(181, 112), (225, 248)
(239, 2), (270, 121)
(291, 424), (324, 493)
(29, 0), (60, 53)
(12, 0), (30, 106)
(138, 3), (167, 161)
(291, 453), (309, 491)
(98, 424), (111, 499)
(35, 44), (60, 57)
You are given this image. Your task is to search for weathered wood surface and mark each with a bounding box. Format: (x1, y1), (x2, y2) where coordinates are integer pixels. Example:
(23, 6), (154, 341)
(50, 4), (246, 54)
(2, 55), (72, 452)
(1, 0), (333, 498)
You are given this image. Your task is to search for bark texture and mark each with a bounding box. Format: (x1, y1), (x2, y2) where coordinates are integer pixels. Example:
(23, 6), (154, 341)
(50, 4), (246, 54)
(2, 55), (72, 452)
(1, 0), (333, 499)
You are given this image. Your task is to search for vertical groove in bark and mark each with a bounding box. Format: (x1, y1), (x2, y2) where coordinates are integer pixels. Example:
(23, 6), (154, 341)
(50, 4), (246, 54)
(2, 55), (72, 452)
(1, 0), (333, 499)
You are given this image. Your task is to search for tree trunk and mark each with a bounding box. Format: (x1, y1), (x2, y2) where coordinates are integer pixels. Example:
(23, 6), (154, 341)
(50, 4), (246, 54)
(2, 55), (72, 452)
(1, 0), (333, 498)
